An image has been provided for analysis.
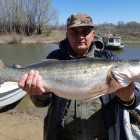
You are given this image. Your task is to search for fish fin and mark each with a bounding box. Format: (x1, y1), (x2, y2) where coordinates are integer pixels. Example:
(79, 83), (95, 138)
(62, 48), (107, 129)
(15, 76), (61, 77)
(85, 94), (104, 102)
(26, 59), (59, 68)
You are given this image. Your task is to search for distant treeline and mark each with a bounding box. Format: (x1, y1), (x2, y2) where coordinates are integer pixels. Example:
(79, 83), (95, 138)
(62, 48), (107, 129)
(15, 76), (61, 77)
(59, 21), (140, 36)
(95, 21), (140, 36)
(0, 0), (58, 35)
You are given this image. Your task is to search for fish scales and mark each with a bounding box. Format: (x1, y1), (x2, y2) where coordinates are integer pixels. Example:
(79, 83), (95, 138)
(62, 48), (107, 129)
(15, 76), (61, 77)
(0, 58), (140, 100)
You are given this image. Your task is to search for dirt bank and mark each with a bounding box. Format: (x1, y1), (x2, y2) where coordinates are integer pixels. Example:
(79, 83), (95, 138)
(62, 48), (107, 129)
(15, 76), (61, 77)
(0, 95), (48, 140)
(0, 32), (66, 44)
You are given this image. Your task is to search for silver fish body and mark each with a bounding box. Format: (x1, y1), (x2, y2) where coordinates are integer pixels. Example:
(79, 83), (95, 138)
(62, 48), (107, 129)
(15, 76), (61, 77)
(0, 58), (140, 100)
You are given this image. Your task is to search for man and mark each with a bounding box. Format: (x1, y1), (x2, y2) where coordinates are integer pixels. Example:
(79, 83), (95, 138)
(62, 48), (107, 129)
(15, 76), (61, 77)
(18, 13), (140, 140)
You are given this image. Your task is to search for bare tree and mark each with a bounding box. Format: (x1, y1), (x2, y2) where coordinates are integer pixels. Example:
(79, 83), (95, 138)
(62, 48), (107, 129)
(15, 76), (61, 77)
(0, 0), (58, 35)
(23, 0), (58, 35)
(23, 0), (38, 35)
(35, 0), (58, 34)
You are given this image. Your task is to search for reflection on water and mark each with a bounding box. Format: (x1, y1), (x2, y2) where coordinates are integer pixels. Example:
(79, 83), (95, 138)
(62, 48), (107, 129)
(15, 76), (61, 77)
(0, 43), (58, 66)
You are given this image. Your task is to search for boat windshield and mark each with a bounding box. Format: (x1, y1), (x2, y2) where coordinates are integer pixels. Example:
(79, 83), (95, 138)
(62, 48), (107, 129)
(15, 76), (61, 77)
(114, 38), (121, 43)
(108, 38), (121, 43)
(108, 38), (114, 42)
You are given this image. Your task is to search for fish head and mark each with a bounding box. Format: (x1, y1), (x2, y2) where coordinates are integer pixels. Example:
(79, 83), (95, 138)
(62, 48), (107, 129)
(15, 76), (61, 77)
(111, 61), (140, 87)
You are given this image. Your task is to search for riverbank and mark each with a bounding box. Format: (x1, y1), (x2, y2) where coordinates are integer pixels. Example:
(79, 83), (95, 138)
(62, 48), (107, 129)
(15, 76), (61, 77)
(0, 31), (66, 44)
(121, 34), (140, 44)
(0, 32), (140, 44)
(0, 110), (43, 140)
(0, 95), (48, 140)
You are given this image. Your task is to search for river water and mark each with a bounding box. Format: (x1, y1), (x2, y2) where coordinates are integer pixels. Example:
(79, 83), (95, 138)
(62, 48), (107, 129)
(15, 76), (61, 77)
(0, 43), (59, 66)
(0, 43), (140, 66)
(112, 44), (140, 60)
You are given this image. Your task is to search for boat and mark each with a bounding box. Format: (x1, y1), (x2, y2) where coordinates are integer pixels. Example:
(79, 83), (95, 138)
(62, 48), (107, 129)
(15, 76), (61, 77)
(0, 81), (26, 109)
(102, 34), (124, 50)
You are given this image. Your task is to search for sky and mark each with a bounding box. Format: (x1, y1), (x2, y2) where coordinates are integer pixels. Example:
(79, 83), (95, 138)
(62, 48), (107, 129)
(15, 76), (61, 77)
(52, 0), (140, 25)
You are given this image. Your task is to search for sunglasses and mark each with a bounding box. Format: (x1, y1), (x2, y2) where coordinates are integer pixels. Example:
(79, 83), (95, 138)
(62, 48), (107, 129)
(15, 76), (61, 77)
(69, 27), (93, 37)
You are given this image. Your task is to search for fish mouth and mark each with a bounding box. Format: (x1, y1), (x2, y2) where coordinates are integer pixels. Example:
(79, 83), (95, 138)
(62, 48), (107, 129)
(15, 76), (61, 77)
(106, 68), (120, 87)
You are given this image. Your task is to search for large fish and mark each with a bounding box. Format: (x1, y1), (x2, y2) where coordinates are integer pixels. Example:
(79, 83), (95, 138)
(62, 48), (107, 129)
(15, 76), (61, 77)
(0, 58), (140, 100)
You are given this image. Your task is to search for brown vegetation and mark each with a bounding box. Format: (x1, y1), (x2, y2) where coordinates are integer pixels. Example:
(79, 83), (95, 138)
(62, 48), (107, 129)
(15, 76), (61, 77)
(0, 31), (66, 44)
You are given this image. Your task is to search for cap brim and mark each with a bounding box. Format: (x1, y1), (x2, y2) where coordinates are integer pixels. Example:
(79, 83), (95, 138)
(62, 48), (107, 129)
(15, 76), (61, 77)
(67, 24), (94, 29)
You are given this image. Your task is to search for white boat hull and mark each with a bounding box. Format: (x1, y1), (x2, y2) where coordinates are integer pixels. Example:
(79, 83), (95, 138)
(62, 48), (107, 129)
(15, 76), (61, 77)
(0, 82), (26, 109)
(102, 36), (124, 50)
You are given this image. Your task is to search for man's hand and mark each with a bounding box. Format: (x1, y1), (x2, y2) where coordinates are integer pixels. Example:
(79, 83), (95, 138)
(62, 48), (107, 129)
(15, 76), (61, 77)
(112, 66), (135, 103)
(18, 70), (46, 95)
(115, 82), (135, 102)
(13, 64), (47, 95)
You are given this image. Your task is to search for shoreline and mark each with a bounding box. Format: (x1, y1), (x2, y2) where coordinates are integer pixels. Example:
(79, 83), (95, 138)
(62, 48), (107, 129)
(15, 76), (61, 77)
(0, 33), (140, 45)
(0, 95), (48, 140)
(0, 32), (65, 45)
(0, 38), (59, 44)
(0, 110), (44, 140)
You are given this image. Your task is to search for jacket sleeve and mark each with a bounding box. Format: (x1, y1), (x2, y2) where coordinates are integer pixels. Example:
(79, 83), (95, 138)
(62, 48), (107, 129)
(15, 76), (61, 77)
(30, 93), (52, 107)
(118, 82), (140, 110)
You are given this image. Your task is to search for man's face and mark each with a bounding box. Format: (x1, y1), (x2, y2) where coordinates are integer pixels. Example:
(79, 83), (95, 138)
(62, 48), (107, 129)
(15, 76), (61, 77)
(66, 26), (95, 56)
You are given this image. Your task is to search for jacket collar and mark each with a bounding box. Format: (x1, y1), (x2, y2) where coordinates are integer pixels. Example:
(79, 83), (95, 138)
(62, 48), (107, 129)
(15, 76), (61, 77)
(59, 38), (100, 59)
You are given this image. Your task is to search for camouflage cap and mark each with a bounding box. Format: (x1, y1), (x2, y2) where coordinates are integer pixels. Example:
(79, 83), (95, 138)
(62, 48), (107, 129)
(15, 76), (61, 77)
(67, 13), (94, 29)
